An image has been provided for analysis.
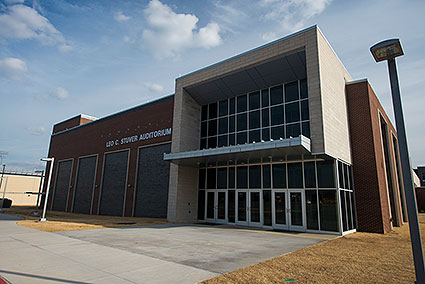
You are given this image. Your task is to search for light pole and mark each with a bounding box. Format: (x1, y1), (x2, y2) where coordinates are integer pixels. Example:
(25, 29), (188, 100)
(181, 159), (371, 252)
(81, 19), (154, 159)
(39, 157), (54, 222)
(370, 39), (425, 284)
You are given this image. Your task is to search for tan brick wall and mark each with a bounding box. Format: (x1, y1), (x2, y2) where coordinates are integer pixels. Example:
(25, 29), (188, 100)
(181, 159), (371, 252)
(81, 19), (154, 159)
(2, 174), (43, 206)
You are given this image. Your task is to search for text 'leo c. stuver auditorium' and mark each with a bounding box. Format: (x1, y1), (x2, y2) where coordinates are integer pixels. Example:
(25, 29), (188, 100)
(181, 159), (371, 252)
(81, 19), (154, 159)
(43, 26), (408, 235)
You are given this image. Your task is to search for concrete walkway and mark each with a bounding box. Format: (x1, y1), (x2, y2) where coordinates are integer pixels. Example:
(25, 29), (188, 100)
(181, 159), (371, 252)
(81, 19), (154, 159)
(0, 214), (217, 284)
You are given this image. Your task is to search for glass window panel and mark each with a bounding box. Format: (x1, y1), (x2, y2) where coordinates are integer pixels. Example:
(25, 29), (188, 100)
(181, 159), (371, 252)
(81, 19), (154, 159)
(302, 122), (310, 138)
(249, 166), (261, 188)
(198, 168), (206, 189)
(271, 105), (284, 125)
(209, 103), (217, 119)
(208, 119), (217, 136)
(340, 191), (348, 232)
(272, 163), (286, 188)
(218, 117), (228, 134)
(347, 191), (353, 230)
(263, 190), (272, 226)
(237, 113), (247, 131)
(344, 164), (349, 190)
(218, 135), (228, 147)
(229, 115), (235, 132)
(275, 192), (286, 224)
(229, 133), (236, 146)
(251, 192), (260, 222)
(201, 105), (208, 121)
(349, 166), (354, 190)
(306, 190), (319, 230)
(228, 190), (235, 222)
(263, 165), (271, 188)
(207, 191), (214, 219)
(200, 138), (207, 149)
(238, 192), (247, 221)
(288, 162), (303, 188)
(201, 121), (207, 138)
(285, 81), (299, 102)
(229, 97), (236, 114)
(249, 110), (260, 129)
(262, 108), (270, 127)
(228, 167), (235, 188)
(300, 78), (308, 99)
(217, 168), (227, 189)
(261, 89), (269, 107)
(237, 131), (247, 145)
(286, 123), (300, 138)
(249, 130), (261, 143)
(237, 166), (248, 189)
(338, 161), (344, 189)
(285, 102), (300, 123)
(271, 125), (284, 140)
(350, 191), (357, 229)
(301, 100), (309, 121)
(317, 160), (336, 188)
(219, 100), (228, 117)
(304, 162), (316, 188)
(207, 168), (216, 189)
(197, 190), (205, 220)
(237, 95), (247, 112)
(249, 91), (260, 110)
(208, 136), (217, 148)
(218, 192), (226, 219)
(262, 128), (270, 141)
(290, 192), (303, 226)
(319, 190), (338, 232)
(270, 85), (283, 105)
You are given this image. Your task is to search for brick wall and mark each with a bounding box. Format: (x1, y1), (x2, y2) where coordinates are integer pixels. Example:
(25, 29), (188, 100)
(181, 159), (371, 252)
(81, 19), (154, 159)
(43, 96), (174, 217)
(346, 80), (405, 233)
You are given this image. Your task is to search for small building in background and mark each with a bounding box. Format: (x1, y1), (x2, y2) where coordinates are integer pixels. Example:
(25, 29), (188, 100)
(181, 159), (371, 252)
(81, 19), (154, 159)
(1, 172), (43, 206)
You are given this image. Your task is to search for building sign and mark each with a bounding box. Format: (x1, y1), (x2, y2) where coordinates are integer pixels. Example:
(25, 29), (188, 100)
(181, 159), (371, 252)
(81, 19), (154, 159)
(106, 128), (172, 148)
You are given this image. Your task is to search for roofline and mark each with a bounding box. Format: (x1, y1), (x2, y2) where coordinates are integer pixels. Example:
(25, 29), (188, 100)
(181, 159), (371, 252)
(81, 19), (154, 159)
(52, 94), (174, 137)
(346, 78), (368, 85)
(80, 114), (98, 121)
(176, 25), (317, 80)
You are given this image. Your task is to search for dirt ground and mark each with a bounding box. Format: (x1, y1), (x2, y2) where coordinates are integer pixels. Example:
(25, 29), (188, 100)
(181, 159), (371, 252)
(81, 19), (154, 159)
(203, 216), (425, 284)
(2, 206), (169, 232)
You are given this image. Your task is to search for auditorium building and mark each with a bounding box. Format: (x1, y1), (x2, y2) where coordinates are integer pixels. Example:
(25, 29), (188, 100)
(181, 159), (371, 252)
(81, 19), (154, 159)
(44, 26), (407, 234)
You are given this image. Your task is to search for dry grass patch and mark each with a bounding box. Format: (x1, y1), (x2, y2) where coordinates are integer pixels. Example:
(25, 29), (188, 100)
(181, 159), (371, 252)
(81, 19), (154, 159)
(203, 216), (425, 284)
(3, 206), (169, 232)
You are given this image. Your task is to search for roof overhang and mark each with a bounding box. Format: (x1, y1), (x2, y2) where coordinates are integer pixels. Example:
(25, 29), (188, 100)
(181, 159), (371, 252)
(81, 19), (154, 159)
(164, 136), (311, 166)
(185, 50), (306, 105)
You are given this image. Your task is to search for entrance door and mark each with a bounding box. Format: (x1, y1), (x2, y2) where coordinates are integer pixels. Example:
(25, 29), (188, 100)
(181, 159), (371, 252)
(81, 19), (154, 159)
(205, 190), (227, 223)
(236, 190), (248, 225)
(273, 190), (288, 230)
(288, 190), (305, 231)
(236, 190), (262, 227)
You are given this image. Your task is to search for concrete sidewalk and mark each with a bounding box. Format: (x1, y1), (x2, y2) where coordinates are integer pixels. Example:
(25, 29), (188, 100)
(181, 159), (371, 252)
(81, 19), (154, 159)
(0, 214), (217, 284)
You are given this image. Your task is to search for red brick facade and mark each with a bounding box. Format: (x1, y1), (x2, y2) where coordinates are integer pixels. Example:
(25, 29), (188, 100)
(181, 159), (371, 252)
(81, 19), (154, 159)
(43, 96), (174, 217)
(346, 80), (407, 233)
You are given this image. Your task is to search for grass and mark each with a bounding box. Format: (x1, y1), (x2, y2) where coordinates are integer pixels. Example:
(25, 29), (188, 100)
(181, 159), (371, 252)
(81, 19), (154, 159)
(202, 216), (425, 284)
(3, 206), (169, 232)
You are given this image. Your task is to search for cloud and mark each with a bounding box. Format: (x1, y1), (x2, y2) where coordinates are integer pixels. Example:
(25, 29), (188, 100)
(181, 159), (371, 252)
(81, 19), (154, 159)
(27, 126), (47, 136)
(142, 0), (222, 58)
(4, 0), (25, 4)
(114, 11), (130, 22)
(144, 82), (164, 93)
(0, 4), (71, 50)
(0, 57), (27, 80)
(51, 87), (69, 99)
(259, 0), (332, 38)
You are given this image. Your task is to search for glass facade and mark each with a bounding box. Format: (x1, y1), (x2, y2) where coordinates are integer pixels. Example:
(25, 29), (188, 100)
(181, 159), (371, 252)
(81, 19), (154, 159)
(196, 158), (354, 234)
(200, 79), (310, 149)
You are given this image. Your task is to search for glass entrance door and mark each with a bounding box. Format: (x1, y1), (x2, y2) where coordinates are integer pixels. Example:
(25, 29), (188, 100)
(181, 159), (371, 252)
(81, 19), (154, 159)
(289, 190), (306, 231)
(236, 190), (262, 227)
(273, 191), (288, 230)
(206, 190), (227, 223)
(236, 191), (248, 225)
(249, 191), (262, 226)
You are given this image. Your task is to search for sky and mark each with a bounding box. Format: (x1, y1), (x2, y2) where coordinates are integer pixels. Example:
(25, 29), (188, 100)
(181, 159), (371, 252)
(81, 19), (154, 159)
(0, 0), (424, 172)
